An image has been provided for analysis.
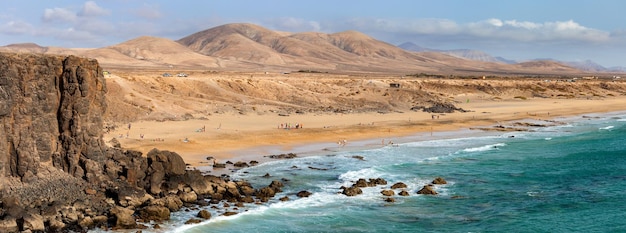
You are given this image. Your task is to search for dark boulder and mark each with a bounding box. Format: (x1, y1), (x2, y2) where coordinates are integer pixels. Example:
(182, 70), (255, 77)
(351, 155), (365, 161)
(222, 212), (238, 216)
(391, 182), (407, 189)
(146, 149), (186, 195)
(185, 219), (202, 224)
(266, 153), (297, 159)
(354, 178), (369, 187)
(269, 180), (284, 192)
(150, 195), (184, 212)
(381, 190), (395, 196)
(432, 177), (447, 185)
(341, 186), (363, 196)
(110, 206), (137, 229)
(138, 205), (171, 222)
(197, 210), (211, 220)
(255, 187), (276, 200)
(297, 190), (312, 198)
(416, 185), (438, 195)
(368, 178), (387, 186)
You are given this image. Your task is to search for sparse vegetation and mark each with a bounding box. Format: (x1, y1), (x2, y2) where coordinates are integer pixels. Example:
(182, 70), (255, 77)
(103, 73), (626, 122)
(406, 73), (445, 78)
(297, 69), (327, 73)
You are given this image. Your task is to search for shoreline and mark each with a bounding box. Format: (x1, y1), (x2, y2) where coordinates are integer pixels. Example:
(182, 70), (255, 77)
(107, 96), (626, 175)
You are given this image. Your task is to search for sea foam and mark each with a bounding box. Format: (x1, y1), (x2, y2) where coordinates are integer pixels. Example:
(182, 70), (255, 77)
(461, 143), (506, 153)
(599, 125), (614, 130)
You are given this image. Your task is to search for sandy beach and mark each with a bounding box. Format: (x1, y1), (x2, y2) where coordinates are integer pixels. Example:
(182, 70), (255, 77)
(107, 95), (626, 173)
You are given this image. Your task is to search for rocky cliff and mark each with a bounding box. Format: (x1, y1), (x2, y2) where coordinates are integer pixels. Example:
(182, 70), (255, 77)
(0, 53), (107, 182)
(0, 53), (285, 232)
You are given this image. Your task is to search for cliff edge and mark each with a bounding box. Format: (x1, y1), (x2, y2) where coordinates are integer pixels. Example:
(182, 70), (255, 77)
(0, 53), (283, 232)
(0, 53), (107, 181)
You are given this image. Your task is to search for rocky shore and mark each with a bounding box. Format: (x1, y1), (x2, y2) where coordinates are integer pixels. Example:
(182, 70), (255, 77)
(0, 53), (292, 232)
(2, 52), (626, 232)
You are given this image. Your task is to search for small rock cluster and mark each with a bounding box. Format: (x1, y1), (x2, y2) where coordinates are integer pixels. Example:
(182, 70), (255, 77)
(338, 177), (448, 203)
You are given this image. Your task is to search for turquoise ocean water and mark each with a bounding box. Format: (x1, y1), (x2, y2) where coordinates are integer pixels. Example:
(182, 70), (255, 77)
(167, 112), (626, 233)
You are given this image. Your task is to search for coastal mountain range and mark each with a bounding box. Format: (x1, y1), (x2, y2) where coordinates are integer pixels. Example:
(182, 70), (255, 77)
(397, 42), (625, 73)
(397, 42), (515, 64)
(0, 23), (616, 75)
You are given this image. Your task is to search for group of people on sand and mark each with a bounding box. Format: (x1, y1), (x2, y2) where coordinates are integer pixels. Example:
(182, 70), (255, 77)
(279, 123), (303, 129)
(382, 139), (398, 147)
(338, 139), (348, 147)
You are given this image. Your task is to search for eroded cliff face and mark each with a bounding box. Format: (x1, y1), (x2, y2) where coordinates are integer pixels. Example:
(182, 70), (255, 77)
(0, 53), (107, 182)
(0, 53), (320, 232)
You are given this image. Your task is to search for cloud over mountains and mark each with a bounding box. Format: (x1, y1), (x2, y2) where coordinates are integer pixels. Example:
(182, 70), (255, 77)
(1, 1), (625, 67)
(341, 18), (611, 43)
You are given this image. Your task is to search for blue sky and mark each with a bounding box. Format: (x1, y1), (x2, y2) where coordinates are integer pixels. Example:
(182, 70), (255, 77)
(1, 0), (625, 67)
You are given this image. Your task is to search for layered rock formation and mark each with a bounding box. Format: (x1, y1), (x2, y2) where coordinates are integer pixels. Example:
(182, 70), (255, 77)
(0, 53), (112, 232)
(0, 53), (106, 181)
(0, 53), (285, 232)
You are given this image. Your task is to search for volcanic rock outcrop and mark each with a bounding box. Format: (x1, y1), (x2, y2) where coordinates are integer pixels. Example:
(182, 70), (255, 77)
(0, 53), (283, 232)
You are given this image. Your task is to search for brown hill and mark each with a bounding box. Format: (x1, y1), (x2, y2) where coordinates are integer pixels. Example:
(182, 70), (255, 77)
(327, 30), (413, 59)
(514, 60), (580, 72)
(1, 23), (586, 75)
(91, 36), (221, 69)
(175, 23), (585, 75)
(177, 23), (293, 64)
(0, 43), (48, 53)
(176, 23), (463, 72)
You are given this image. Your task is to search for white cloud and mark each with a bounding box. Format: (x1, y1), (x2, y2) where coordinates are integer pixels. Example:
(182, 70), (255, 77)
(265, 17), (322, 32)
(485, 18), (504, 27)
(503, 20), (539, 30)
(0, 20), (34, 35)
(78, 1), (110, 17)
(32, 2), (115, 47)
(339, 18), (611, 43)
(42, 7), (77, 23)
(309, 21), (321, 32)
(75, 19), (115, 34)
